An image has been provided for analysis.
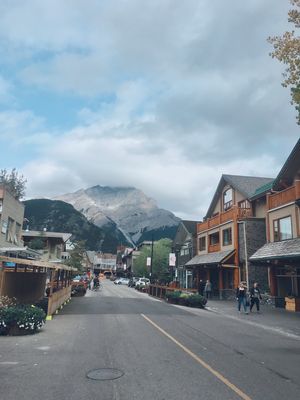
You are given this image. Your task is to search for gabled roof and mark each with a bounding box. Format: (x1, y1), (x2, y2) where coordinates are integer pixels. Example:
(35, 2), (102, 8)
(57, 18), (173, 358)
(273, 138), (300, 191)
(205, 175), (273, 218)
(181, 220), (198, 235)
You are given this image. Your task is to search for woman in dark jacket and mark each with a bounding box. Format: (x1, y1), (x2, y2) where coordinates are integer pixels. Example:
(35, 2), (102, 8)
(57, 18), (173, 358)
(236, 282), (249, 314)
(250, 282), (262, 312)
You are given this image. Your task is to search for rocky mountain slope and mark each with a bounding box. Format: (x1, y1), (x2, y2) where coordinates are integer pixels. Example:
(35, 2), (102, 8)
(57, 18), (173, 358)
(54, 186), (180, 244)
(23, 199), (131, 253)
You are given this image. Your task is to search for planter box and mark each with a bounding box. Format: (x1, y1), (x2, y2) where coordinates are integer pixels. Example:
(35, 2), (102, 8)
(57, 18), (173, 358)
(285, 297), (300, 312)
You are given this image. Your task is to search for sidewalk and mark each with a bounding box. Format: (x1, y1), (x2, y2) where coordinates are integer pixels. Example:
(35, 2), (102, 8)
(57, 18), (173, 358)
(205, 299), (300, 339)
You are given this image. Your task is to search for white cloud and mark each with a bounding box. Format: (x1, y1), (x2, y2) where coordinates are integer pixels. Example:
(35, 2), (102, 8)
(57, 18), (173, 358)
(0, 0), (299, 220)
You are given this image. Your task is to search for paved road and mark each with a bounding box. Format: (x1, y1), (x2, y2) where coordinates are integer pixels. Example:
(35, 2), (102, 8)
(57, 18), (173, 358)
(1, 280), (300, 400)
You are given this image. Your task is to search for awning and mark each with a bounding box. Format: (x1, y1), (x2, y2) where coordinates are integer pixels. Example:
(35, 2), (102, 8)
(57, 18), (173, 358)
(250, 238), (300, 262)
(185, 249), (235, 267)
(0, 255), (77, 271)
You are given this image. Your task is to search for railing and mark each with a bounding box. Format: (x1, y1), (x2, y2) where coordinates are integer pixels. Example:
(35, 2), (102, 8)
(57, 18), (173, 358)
(149, 284), (197, 299)
(198, 206), (252, 233)
(47, 286), (71, 316)
(267, 181), (300, 210)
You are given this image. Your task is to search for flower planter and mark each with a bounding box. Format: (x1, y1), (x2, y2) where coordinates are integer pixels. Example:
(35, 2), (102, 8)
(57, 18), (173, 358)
(285, 297), (300, 312)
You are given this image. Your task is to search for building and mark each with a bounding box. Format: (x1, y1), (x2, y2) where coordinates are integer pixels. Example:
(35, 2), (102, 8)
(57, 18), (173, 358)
(0, 185), (24, 250)
(22, 230), (72, 263)
(186, 175), (273, 298)
(172, 220), (198, 288)
(250, 139), (300, 305)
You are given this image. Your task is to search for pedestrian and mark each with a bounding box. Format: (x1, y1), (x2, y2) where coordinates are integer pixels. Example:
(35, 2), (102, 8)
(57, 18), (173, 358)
(198, 279), (205, 295)
(204, 280), (212, 299)
(236, 281), (249, 314)
(250, 282), (262, 313)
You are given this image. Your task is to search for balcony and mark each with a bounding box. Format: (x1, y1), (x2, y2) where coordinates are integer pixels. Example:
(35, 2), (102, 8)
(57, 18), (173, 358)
(267, 181), (300, 210)
(197, 206), (252, 233)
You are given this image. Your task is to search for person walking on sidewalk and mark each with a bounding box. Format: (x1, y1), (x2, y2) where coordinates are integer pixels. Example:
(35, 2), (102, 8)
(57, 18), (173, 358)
(204, 280), (212, 299)
(250, 282), (262, 313)
(236, 281), (249, 314)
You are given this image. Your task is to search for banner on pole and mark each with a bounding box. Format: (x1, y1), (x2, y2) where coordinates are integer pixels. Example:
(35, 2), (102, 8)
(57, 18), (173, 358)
(146, 257), (151, 267)
(169, 253), (176, 266)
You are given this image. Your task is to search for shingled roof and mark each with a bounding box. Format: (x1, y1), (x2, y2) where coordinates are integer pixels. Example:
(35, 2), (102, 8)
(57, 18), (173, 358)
(273, 138), (300, 191)
(185, 249), (234, 266)
(181, 220), (198, 235)
(205, 175), (273, 218)
(250, 238), (300, 262)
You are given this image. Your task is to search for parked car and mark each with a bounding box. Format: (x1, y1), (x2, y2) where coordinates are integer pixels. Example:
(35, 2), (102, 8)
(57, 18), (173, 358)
(114, 277), (130, 285)
(128, 277), (140, 287)
(135, 278), (150, 289)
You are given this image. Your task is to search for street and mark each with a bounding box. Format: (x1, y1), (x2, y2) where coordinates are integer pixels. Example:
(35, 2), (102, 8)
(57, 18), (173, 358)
(1, 280), (300, 400)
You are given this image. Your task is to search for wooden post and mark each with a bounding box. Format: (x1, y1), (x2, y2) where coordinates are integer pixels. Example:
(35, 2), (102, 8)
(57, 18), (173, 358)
(269, 267), (277, 296)
(219, 268), (223, 299)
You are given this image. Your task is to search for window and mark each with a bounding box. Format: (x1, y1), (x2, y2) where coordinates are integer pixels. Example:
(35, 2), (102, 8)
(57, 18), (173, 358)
(209, 232), (219, 245)
(222, 228), (232, 246)
(199, 236), (206, 251)
(6, 217), (14, 243)
(14, 223), (21, 244)
(273, 216), (292, 241)
(223, 188), (233, 211)
(239, 200), (250, 209)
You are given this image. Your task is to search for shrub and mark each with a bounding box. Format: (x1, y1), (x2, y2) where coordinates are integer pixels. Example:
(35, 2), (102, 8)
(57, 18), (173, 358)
(0, 305), (46, 335)
(34, 298), (49, 314)
(186, 294), (207, 308)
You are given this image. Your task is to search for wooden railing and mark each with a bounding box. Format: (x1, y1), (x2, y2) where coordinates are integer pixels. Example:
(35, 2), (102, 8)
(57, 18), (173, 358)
(267, 181), (300, 210)
(47, 286), (71, 316)
(197, 206), (252, 233)
(149, 285), (197, 299)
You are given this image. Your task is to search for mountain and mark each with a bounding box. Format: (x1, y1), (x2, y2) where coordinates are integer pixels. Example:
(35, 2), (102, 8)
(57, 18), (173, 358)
(23, 199), (131, 253)
(54, 186), (180, 244)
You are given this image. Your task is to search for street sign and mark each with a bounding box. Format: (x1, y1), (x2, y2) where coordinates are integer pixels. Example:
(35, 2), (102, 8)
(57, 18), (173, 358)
(146, 257), (151, 267)
(169, 253), (176, 266)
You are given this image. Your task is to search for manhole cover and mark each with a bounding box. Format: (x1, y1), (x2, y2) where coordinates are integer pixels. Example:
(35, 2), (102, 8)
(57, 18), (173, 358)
(86, 368), (124, 381)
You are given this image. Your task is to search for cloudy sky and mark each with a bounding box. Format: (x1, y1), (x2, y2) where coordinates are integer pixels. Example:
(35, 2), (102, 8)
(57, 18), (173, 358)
(0, 0), (299, 220)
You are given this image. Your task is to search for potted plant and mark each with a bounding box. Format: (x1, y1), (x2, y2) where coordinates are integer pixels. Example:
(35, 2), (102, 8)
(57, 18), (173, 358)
(0, 304), (46, 336)
(285, 295), (300, 312)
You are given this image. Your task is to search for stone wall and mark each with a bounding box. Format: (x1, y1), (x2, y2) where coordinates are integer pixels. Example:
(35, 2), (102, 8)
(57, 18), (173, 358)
(238, 218), (269, 291)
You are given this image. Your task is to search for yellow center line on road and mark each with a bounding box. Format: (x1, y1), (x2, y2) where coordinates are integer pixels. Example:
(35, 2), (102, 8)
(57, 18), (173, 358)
(141, 313), (252, 400)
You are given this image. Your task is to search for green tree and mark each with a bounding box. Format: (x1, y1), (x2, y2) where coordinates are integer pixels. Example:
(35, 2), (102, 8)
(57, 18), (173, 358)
(268, 0), (300, 124)
(0, 168), (27, 200)
(133, 238), (172, 280)
(66, 240), (86, 273)
(28, 237), (45, 250)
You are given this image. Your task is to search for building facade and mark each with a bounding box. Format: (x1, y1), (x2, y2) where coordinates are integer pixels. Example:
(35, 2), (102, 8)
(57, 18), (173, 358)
(186, 175), (273, 298)
(250, 139), (300, 305)
(0, 185), (24, 250)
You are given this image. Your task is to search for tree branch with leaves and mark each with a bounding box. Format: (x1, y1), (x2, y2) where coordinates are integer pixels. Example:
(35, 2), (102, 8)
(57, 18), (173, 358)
(268, 0), (300, 124)
(0, 168), (27, 200)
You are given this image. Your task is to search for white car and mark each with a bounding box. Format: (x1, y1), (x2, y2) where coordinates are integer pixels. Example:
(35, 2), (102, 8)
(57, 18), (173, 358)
(135, 278), (150, 288)
(114, 277), (130, 285)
